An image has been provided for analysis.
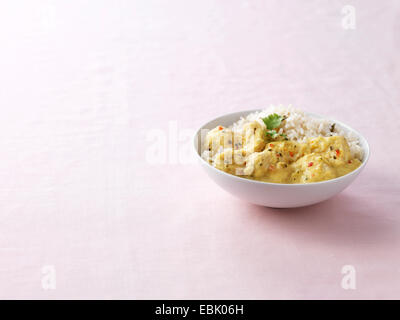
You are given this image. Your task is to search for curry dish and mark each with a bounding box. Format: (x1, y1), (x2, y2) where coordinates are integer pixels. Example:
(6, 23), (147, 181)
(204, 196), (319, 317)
(203, 119), (362, 184)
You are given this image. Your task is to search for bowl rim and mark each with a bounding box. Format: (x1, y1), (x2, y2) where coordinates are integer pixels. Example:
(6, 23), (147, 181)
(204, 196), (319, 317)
(193, 109), (370, 187)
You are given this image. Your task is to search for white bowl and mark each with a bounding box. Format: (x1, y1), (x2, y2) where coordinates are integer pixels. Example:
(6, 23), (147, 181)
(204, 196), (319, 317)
(193, 110), (370, 208)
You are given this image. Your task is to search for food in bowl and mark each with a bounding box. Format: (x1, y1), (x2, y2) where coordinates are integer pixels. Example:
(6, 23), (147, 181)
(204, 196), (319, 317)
(201, 106), (363, 184)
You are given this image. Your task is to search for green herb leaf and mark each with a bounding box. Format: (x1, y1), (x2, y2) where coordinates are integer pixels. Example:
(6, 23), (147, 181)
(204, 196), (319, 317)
(262, 113), (284, 130)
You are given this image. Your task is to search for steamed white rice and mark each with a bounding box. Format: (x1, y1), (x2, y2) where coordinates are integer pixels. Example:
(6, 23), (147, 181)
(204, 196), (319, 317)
(230, 105), (363, 160)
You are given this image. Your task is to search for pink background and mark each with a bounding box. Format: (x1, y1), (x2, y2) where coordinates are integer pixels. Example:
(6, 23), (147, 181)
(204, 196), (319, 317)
(0, 0), (400, 299)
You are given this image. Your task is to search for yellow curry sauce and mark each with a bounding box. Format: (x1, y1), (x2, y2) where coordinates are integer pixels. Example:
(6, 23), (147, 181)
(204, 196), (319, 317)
(204, 121), (361, 184)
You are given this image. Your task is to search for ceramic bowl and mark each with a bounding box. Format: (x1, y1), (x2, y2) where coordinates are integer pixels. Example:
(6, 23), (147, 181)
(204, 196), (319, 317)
(193, 110), (370, 208)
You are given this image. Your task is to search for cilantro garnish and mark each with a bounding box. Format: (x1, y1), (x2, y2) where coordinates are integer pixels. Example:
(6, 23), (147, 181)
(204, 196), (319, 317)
(262, 113), (287, 140)
(262, 113), (283, 130)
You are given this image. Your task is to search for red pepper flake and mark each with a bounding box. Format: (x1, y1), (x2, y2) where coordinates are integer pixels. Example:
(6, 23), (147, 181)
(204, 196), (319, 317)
(218, 126), (223, 130)
(335, 149), (340, 156)
(311, 173), (315, 177)
(269, 144), (274, 147)
(308, 162), (313, 167)
(348, 160), (352, 164)
(289, 151), (294, 157)
(269, 164), (275, 170)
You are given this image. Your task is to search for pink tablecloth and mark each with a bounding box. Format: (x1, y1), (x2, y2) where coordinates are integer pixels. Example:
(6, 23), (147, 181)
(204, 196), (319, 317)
(0, 0), (399, 299)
